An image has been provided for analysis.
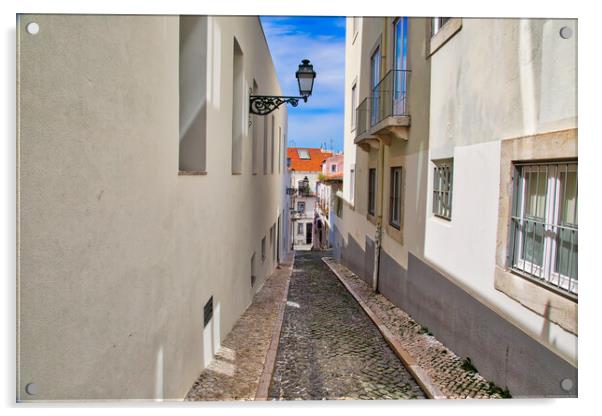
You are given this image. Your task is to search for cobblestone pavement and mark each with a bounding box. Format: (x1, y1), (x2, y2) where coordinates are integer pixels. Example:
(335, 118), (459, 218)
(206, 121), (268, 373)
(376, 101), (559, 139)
(268, 251), (425, 400)
(322, 257), (504, 399)
(186, 255), (293, 401)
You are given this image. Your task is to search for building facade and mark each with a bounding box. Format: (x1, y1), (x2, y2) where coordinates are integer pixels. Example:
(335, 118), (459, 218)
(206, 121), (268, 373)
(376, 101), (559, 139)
(288, 147), (333, 250)
(316, 154), (344, 249)
(334, 16), (577, 397)
(17, 15), (289, 400)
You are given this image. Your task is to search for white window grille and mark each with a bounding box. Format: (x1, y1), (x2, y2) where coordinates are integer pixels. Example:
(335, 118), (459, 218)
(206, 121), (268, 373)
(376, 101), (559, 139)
(508, 161), (578, 296)
(432, 159), (453, 220)
(390, 166), (402, 229)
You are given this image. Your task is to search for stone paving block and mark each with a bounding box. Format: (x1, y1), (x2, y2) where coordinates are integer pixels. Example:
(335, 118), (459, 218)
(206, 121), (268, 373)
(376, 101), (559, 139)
(269, 251), (425, 400)
(322, 256), (503, 399)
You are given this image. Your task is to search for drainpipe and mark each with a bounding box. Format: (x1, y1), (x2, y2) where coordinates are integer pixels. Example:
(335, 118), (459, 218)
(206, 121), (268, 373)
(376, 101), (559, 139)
(372, 139), (386, 292)
(371, 18), (389, 293)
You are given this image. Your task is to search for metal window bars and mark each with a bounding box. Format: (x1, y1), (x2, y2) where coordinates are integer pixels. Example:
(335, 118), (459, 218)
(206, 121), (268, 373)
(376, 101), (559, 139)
(433, 160), (453, 220)
(508, 162), (578, 297)
(354, 70), (411, 140)
(371, 69), (410, 127)
(356, 98), (369, 138)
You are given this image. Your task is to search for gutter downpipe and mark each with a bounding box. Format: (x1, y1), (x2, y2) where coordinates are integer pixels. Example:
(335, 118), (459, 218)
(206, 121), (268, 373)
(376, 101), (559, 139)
(372, 18), (389, 293)
(372, 139), (385, 293)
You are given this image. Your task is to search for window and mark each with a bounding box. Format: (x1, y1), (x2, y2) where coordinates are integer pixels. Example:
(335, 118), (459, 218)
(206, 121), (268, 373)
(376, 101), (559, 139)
(231, 38), (244, 174)
(433, 159), (453, 220)
(351, 83), (357, 130)
(271, 114), (275, 174)
(297, 222), (304, 235)
(272, 223), (277, 262)
(297, 201), (305, 213)
(278, 127), (282, 173)
(250, 253), (256, 287)
(179, 16), (207, 173)
(368, 168), (376, 216)
(336, 197), (343, 218)
(269, 225), (274, 262)
(263, 117), (269, 174)
(432, 17), (451, 36)
(251, 79), (259, 174)
(297, 149), (310, 159)
(331, 164), (337, 173)
(261, 237), (266, 261)
(350, 167), (355, 203)
(508, 162), (578, 296)
(393, 17), (408, 115)
(370, 47), (381, 126)
(389, 167), (402, 229)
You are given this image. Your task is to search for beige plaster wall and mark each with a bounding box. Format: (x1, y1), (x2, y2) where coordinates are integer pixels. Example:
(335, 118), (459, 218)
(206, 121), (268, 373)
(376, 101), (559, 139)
(17, 14), (287, 400)
(338, 17), (431, 271)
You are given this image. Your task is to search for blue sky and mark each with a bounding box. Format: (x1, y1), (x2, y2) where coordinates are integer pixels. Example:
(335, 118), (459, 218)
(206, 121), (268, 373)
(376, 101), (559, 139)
(260, 16), (345, 152)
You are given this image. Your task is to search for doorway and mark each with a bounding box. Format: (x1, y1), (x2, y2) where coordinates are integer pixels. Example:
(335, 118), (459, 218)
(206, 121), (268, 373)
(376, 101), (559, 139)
(305, 222), (313, 245)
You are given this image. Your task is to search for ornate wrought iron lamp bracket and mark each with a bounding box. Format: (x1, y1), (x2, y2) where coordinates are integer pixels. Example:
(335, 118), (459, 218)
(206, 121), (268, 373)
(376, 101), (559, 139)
(249, 95), (307, 116)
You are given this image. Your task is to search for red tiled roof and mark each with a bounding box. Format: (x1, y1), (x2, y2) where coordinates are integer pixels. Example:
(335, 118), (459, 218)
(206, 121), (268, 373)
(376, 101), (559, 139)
(288, 147), (333, 172)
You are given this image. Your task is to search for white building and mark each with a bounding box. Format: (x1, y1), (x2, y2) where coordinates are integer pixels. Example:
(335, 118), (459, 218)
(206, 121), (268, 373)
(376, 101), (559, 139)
(316, 153), (344, 249)
(287, 147), (333, 250)
(17, 15), (289, 400)
(335, 16), (577, 397)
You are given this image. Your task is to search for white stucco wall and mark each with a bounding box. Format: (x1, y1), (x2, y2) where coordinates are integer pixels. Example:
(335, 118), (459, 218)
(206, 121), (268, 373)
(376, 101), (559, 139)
(17, 14), (287, 400)
(425, 18), (577, 365)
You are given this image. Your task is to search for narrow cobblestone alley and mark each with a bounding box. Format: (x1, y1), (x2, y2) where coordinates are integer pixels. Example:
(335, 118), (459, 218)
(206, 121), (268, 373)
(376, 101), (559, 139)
(268, 251), (425, 400)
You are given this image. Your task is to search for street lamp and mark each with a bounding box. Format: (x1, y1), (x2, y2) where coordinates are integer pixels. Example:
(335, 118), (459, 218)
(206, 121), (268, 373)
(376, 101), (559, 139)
(296, 59), (316, 99)
(249, 59), (316, 116)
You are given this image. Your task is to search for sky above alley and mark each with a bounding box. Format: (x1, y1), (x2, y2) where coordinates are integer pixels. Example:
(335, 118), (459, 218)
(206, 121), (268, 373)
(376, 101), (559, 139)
(260, 16), (345, 152)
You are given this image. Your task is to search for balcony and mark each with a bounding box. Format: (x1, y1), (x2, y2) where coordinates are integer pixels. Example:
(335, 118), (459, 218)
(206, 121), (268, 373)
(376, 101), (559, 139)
(297, 187), (315, 198)
(355, 69), (411, 148)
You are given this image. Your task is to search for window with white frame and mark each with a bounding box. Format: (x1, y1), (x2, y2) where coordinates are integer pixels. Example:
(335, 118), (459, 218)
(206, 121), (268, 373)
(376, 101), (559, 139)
(508, 161), (578, 296)
(297, 222), (304, 235)
(432, 159), (453, 220)
(297, 201), (305, 213)
(331, 164), (337, 173)
(389, 166), (402, 229)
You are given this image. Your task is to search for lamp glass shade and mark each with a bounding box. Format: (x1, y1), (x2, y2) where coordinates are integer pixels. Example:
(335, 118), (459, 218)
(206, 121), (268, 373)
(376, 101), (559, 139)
(295, 59), (316, 97)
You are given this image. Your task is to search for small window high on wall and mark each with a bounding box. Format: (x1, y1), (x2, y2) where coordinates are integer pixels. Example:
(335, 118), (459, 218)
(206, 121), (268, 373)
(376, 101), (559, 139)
(179, 16), (208, 173)
(231, 37), (244, 174)
(251, 79), (259, 175)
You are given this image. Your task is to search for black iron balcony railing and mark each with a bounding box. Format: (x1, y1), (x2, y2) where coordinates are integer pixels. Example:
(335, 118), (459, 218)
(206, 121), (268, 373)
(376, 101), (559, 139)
(370, 69), (410, 127)
(297, 187), (315, 197)
(356, 98), (370, 138)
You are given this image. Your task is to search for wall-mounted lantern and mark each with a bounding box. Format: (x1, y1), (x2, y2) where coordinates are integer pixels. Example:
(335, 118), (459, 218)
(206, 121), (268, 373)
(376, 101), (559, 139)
(249, 59), (316, 116)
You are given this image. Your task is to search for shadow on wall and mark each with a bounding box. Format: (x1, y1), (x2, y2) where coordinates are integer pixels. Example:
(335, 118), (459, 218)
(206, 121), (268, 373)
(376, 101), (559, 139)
(202, 301), (222, 370)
